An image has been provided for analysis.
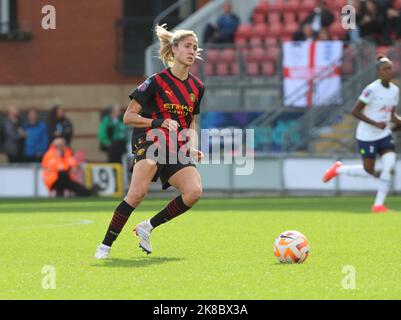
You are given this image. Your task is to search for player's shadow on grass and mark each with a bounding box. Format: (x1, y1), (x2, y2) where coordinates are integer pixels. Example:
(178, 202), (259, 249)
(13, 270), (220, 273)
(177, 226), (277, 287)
(92, 256), (184, 268)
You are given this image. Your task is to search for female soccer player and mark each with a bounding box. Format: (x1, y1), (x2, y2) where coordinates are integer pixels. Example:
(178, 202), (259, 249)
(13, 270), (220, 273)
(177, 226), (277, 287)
(323, 56), (401, 212)
(95, 24), (204, 258)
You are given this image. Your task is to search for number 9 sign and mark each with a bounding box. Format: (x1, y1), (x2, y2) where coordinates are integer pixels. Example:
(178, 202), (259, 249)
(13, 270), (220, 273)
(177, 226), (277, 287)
(85, 163), (123, 197)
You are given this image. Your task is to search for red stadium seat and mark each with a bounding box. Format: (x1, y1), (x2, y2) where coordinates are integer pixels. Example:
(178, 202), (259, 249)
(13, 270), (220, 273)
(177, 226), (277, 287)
(328, 0), (346, 11)
(283, 0), (300, 12)
(265, 37), (277, 47)
(283, 21), (299, 36)
(302, 0), (315, 11)
(205, 63), (214, 77)
(330, 22), (347, 39)
(216, 62), (230, 76)
(254, 0), (269, 15)
(266, 23), (282, 37)
(220, 48), (236, 63)
(246, 62), (260, 76)
(253, 12), (266, 24)
(253, 23), (269, 38)
(249, 36), (264, 47)
(231, 63), (240, 76)
(283, 12), (297, 24)
(235, 36), (248, 46)
(298, 10), (309, 23)
(376, 46), (390, 56)
(268, 12), (281, 24)
(269, 0), (284, 12)
(262, 61), (276, 76)
(266, 46), (279, 61)
(206, 49), (220, 64)
(235, 24), (252, 41)
(280, 35), (293, 42)
(247, 47), (271, 63)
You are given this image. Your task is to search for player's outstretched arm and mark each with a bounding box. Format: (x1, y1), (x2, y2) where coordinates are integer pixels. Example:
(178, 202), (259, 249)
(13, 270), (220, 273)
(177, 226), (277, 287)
(351, 100), (386, 129)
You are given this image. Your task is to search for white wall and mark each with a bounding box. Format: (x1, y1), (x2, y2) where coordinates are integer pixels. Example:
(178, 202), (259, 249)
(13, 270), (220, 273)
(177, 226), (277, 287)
(2, 157), (400, 197)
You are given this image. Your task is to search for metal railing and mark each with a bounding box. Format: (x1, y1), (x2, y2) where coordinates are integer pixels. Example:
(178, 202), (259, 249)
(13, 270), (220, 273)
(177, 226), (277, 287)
(246, 40), (378, 154)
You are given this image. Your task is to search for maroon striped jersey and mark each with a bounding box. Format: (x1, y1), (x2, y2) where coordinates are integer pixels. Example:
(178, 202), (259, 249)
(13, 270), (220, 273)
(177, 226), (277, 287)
(129, 68), (205, 147)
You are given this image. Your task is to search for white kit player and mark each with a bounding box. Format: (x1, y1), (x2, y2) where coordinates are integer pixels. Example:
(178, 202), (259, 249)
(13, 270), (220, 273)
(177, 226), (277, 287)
(323, 56), (401, 212)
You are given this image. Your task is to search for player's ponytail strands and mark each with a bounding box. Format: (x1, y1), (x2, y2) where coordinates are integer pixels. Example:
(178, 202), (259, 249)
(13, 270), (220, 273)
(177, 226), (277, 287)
(156, 24), (175, 66)
(155, 24), (202, 67)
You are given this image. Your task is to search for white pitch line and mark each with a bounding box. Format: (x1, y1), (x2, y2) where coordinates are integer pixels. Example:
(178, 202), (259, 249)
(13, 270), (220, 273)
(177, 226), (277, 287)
(1, 219), (94, 232)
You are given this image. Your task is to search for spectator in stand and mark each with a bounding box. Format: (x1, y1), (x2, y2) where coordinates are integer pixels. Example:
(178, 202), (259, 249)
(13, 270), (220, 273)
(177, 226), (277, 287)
(47, 105), (73, 145)
(382, 0), (401, 41)
(3, 105), (25, 163)
(23, 108), (48, 162)
(301, 0), (334, 37)
(41, 137), (96, 197)
(203, 1), (240, 44)
(293, 23), (316, 41)
(358, 0), (391, 45)
(317, 27), (332, 40)
(97, 105), (128, 163)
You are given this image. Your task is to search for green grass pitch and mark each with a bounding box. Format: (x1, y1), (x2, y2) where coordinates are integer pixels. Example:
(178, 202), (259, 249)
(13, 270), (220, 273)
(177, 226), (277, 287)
(1, 196), (401, 300)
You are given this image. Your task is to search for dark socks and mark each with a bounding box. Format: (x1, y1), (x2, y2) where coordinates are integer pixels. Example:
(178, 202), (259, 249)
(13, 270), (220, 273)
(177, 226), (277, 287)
(102, 200), (135, 246)
(150, 195), (191, 228)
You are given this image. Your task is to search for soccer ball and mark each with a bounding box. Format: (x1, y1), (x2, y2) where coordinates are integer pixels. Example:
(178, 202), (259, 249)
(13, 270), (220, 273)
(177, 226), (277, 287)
(274, 230), (310, 264)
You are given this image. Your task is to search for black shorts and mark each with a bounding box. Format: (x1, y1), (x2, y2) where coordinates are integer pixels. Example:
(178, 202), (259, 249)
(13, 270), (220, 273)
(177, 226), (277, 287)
(357, 134), (395, 159)
(131, 140), (196, 190)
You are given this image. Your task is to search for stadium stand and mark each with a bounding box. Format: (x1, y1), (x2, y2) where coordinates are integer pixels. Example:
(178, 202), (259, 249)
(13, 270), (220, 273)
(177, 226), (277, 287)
(202, 0), (350, 79)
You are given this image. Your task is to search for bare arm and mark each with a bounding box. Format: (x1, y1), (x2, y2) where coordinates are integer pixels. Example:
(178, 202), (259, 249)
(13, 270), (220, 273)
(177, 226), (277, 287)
(351, 100), (386, 129)
(123, 100), (152, 128)
(187, 115), (203, 161)
(188, 115), (199, 150)
(391, 108), (401, 126)
(123, 99), (179, 130)
(391, 108), (401, 131)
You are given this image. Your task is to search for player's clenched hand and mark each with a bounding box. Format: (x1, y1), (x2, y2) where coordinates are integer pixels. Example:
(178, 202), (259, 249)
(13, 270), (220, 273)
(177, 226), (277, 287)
(375, 122), (386, 130)
(189, 148), (204, 162)
(162, 119), (180, 131)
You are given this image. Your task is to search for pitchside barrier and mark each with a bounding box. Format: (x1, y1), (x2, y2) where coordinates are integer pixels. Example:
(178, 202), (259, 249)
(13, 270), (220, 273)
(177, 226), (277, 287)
(1, 156), (401, 198)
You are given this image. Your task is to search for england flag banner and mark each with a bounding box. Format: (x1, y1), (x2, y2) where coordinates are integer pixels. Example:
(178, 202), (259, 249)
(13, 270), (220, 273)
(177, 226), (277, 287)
(283, 41), (343, 107)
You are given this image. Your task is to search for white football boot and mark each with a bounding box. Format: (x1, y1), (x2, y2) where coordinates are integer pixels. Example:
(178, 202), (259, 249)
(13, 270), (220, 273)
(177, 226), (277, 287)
(94, 244), (111, 259)
(134, 220), (153, 254)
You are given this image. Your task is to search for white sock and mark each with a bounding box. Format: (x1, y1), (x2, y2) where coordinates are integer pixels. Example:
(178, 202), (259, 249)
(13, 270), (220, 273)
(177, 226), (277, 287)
(374, 152), (396, 206)
(374, 174), (391, 206)
(337, 165), (371, 178)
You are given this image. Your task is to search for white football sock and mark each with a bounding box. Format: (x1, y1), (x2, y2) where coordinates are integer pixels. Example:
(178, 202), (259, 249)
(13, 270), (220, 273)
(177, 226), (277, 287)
(374, 152), (396, 206)
(337, 165), (371, 178)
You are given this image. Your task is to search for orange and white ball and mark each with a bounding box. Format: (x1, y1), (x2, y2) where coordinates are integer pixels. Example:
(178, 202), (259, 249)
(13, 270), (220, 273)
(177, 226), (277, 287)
(274, 230), (310, 264)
